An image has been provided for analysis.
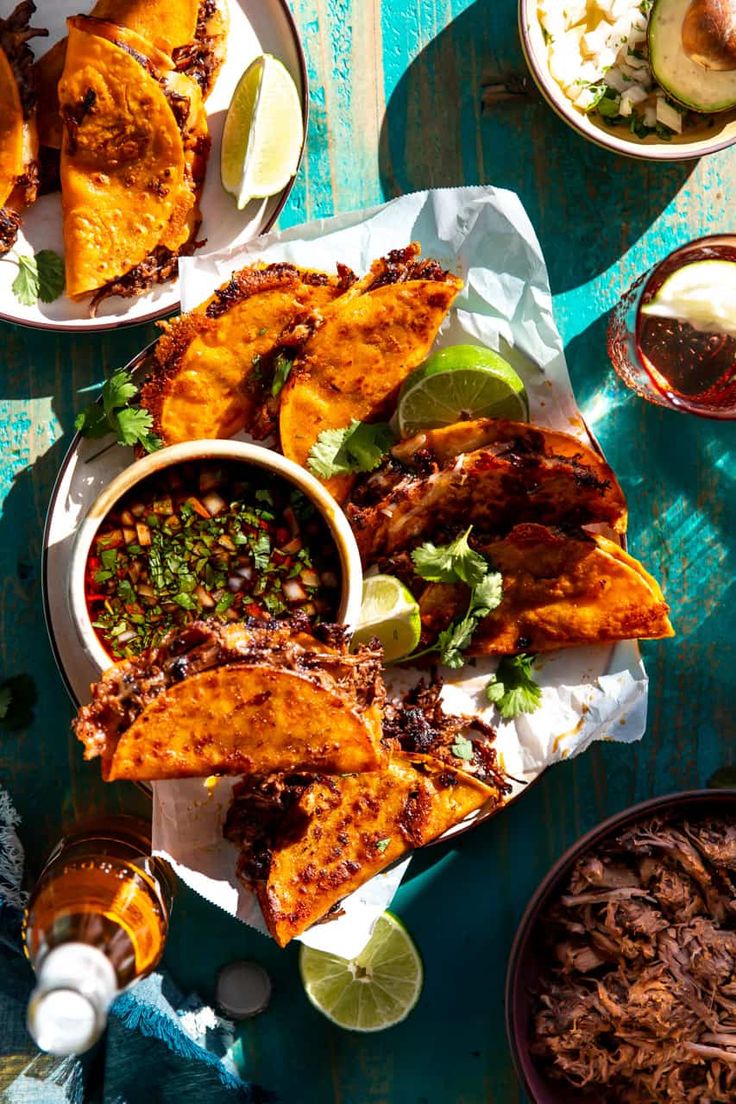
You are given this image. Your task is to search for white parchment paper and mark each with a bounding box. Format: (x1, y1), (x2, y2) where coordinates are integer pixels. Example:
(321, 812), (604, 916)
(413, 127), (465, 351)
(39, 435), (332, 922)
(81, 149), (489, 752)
(152, 187), (648, 958)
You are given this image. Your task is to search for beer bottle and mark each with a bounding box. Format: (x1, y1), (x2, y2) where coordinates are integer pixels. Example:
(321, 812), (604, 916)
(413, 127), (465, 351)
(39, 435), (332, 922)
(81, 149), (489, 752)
(23, 815), (173, 1056)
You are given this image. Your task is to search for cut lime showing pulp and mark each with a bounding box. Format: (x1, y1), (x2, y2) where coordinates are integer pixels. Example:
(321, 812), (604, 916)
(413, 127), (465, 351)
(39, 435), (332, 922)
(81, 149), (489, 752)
(351, 575), (421, 662)
(640, 259), (736, 338)
(220, 54), (304, 210)
(397, 345), (529, 437)
(299, 912), (423, 1032)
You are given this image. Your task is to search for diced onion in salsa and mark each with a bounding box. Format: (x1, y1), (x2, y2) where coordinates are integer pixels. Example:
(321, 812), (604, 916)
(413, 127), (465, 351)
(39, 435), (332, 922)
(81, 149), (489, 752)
(85, 461), (342, 659)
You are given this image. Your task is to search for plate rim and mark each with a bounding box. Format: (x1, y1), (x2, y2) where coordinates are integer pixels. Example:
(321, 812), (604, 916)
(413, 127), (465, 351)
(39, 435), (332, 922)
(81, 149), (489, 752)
(0, 0), (310, 334)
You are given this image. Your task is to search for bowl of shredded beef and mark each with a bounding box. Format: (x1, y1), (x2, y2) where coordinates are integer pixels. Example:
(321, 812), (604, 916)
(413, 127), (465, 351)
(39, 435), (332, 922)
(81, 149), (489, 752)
(506, 790), (736, 1103)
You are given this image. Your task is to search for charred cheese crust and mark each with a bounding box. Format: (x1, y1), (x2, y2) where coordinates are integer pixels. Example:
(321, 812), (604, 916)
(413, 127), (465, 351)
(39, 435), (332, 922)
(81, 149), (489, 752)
(140, 263), (355, 445)
(225, 753), (503, 946)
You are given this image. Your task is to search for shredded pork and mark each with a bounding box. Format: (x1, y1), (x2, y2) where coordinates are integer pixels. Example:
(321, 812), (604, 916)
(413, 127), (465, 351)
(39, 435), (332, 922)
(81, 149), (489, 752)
(532, 815), (736, 1103)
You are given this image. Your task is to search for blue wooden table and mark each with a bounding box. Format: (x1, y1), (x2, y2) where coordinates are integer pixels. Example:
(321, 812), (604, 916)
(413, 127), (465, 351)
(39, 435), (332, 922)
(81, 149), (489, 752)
(2, 1), (734, 1100)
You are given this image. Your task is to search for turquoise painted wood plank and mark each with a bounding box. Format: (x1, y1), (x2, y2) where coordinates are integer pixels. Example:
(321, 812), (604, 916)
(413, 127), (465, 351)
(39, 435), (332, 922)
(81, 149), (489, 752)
(0, 0), (734, 1100)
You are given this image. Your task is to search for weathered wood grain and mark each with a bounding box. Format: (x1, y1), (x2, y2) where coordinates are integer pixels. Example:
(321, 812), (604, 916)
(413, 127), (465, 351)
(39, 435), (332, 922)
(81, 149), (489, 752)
(0, 1), (733, 1100)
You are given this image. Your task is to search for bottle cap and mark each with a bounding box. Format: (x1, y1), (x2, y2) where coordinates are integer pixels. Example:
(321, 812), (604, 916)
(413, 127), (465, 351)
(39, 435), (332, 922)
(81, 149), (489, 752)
(216, 960), (272, 1019)
(27, 943), (118, 1057)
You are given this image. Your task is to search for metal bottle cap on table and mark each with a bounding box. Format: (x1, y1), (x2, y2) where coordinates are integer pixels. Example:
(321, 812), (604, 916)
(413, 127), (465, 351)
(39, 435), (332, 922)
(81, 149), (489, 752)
(216, 960), (272, 1019)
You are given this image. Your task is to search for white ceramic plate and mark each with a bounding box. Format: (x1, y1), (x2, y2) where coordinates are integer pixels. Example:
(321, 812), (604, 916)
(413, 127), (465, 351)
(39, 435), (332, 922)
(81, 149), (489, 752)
(0, 0), (307, 331)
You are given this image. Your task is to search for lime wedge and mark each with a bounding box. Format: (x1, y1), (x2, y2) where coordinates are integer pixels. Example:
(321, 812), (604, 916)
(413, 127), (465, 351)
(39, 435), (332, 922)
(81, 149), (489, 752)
(640, 259), (736, 338)
(221, 54), (304, 210)
(299, 912), (423, 1031)
(351, 575), (421, 662)
(397, 345), (529, 438)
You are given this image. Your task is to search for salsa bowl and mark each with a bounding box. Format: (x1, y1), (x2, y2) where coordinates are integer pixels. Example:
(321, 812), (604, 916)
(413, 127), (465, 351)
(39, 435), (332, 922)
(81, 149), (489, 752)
(68, 439), (363, 674)
(506, 788), (736, 1102)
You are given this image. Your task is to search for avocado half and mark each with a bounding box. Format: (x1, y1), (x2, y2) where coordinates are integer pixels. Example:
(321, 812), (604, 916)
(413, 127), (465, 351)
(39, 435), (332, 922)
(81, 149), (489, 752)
(649, 0), (736, 112)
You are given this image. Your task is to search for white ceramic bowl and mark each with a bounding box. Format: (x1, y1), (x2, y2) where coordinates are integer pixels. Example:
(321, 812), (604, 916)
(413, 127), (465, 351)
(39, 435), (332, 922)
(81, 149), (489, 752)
(68, 440), (364, 673)
(518, 0), (736, 161)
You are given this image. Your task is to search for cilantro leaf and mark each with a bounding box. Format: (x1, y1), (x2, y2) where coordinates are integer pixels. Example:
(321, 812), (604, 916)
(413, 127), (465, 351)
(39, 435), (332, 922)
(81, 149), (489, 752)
(437, 614), (478, 669)
(11, 255), (39, 306)
(10, 251), (65, 305)
(471, 571), (503, 614)
(75, 367), (162, 453)
(115, 407), (157, 448)
(412, 527), (488, 587)
(307, 421), (395, 478)
(485, 654), (542, 719)
(75, 403), (110, 439)
(271, 352), (293, 398)
(450, 735), (474, 761)
(102, 369), (137, 415)
(35, 250), (65, 303)
(376, 838), (391, 853)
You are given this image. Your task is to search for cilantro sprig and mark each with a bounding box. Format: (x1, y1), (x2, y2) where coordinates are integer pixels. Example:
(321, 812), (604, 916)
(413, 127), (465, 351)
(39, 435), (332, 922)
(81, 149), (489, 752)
(401, 526), (503, 669)
(411, 528), (488, 586)
(6, 250), (65, 306)
(75, 368), (162, 453)
(307, 420), (395, 479)
(485, 654), (542, 719)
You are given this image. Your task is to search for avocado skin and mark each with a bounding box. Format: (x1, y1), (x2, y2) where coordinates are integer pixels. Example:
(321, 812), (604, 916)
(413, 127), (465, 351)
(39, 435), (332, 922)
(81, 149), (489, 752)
(649, 0), (736, 112)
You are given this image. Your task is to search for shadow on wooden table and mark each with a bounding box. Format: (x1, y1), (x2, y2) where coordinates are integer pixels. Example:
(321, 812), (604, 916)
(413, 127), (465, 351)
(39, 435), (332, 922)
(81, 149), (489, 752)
(0, 320), (154, 876)
(378, 0), (693, 292)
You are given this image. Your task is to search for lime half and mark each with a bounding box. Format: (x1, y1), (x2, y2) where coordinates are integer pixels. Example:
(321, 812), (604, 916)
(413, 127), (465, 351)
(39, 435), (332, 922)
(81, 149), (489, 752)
(397, 345), (529, 437)
(351, 575), (421, 662)
(640, 259), (736, 338)
(299, 912), (423, 1032)
(221, 54), (304, 209)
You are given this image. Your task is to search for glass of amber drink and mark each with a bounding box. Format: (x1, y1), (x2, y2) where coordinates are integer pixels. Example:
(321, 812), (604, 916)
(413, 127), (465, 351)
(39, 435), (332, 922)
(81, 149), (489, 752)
(607, 235), (736, 419)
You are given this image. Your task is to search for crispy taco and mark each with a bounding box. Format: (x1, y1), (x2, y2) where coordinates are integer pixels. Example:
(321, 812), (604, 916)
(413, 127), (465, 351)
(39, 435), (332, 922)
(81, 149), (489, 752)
(140, 262), (356, 445)
(225, 751), (506, 946)
(35, 0), (227, 150)
(74, 618), (386, 782)
(58, 16), (210, 309)
(347, 418), (628, 561)
(0, 1), (46, 255)
(278, 244), (464, 502)
(391, 523), (674, 654)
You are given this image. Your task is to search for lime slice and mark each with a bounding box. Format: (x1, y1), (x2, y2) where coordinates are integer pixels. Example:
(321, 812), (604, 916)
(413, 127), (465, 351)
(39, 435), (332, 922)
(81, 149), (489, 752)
(397, 345), (529, 437)
(351, 575), (421, 662)
(221, 54), (304, 210)
(640, 259), (736, 338)
(299, 912), (423, 1032)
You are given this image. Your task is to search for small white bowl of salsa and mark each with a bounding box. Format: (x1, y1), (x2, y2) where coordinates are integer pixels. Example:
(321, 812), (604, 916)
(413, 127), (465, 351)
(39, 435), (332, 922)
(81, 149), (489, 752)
(69, 439), (363, 674)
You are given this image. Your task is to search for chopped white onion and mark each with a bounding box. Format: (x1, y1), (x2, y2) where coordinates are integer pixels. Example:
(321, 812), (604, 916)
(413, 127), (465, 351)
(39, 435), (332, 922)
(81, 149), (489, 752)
(203, 492), (227, 517)
(656, 94), (683, 133)
(283, 579), (307, 602)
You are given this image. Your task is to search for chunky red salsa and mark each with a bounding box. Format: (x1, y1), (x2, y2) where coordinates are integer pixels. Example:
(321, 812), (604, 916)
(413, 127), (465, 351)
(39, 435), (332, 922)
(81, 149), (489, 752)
(86, 461), (342, 659)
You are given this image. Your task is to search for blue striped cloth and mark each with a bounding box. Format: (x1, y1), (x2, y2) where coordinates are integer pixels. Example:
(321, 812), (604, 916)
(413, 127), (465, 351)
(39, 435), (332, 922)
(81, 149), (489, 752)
(0, 789), (273, 1104)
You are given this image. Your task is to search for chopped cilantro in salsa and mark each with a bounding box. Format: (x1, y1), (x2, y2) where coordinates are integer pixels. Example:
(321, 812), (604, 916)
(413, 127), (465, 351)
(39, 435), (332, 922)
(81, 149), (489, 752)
(85, 462), (341, 659)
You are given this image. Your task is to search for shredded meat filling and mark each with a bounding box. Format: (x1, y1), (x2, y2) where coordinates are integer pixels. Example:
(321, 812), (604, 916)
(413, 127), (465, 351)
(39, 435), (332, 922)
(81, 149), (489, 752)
(531, 814), (736, 1103)
(73, 614), (385, 762)
(0, 1), (48, 119)
(382, 677), (510, 793)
